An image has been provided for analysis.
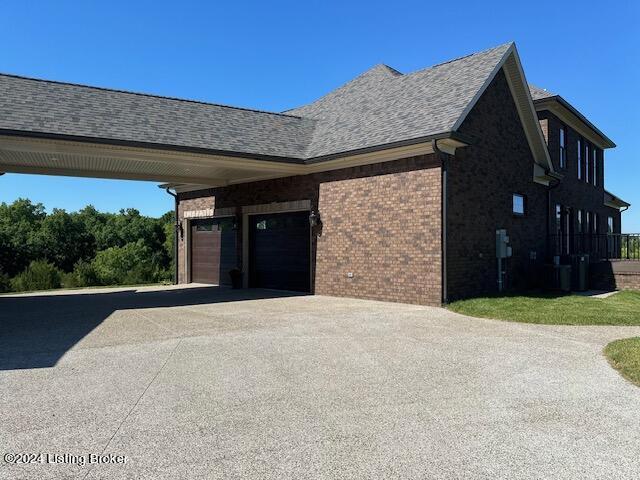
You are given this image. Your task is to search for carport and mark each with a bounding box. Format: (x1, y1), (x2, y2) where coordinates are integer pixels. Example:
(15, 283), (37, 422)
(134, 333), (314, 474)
(0, 73), (317, 288)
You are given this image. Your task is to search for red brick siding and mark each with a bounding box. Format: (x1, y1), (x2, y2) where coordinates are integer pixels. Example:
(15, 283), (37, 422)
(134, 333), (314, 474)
(446, 69), (548, 300)
(315, 167), (441, 305)
(177, 155), (443, 305)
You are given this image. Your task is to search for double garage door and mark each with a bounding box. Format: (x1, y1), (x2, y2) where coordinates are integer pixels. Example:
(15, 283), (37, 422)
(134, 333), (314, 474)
(190, 211), (310, 292)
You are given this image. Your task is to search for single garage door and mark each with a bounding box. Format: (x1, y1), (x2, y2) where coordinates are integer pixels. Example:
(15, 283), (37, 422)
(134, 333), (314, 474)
(190, 218), (236, 285)
(249, 211), (310, 292)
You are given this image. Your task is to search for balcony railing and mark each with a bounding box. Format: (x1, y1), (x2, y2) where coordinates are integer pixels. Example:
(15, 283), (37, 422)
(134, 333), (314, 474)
(548, 233), (640, 261)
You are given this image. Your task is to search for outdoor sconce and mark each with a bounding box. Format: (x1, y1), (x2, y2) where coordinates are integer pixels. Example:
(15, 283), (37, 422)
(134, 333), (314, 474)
(309, 210), (321, 228)
(176, 220), (184, 240)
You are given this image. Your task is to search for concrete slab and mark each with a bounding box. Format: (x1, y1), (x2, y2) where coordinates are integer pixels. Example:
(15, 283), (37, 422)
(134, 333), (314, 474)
(1, 285), (640, 479)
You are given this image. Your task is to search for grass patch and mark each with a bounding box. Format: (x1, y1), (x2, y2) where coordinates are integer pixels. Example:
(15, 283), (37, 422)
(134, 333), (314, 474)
(605, 338), (640, 386)
(448, 290), (640, 325)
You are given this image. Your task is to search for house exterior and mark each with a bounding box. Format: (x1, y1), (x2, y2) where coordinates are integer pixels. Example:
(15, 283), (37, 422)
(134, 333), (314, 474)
(0, 43), (631, 304)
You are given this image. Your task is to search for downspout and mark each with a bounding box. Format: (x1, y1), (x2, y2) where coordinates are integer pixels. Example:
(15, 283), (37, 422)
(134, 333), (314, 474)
(546, 177), (561, 259)
(433, 139), (448, 304)
(165, 187), (179, 285)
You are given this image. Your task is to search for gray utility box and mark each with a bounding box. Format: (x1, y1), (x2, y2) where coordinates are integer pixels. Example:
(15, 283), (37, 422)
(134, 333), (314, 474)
(545, 264), (571, 292)
(569, 254), (590, 291)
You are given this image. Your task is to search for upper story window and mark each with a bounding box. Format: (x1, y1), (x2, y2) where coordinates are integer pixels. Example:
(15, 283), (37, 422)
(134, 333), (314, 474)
(559, 126), (567, 169)
(608, 216), (614, 234)
(512, 193), (525, 216)
(593, 213), (599, 233)
(592, 147), (598, 186)
(585, 211), (591, 234)
(577, 138), (583, 180)
(584, 141), (590, 183)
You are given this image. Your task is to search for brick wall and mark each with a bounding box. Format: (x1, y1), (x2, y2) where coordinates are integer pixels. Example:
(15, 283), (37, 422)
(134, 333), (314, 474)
(537, 110), (621, 236)
(446, 69), (548, 300)
(590, 262), (640, 291)
(315, 166), (441, 305)
(177, 154), (443, 305)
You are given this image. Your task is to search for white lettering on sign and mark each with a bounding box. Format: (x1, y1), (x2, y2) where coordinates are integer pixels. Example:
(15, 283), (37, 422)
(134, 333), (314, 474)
(183, 209), (214, 219)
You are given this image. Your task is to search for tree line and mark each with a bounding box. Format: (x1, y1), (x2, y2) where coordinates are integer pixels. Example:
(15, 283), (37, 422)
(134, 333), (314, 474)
(0, 199), (174, 293)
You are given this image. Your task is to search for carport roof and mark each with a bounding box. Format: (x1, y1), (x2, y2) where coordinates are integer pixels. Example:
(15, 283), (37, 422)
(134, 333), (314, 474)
(0, 42), (516, 163)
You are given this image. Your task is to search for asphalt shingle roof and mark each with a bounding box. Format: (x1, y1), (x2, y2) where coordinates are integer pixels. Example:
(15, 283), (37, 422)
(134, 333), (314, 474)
(0, 76), (316, 160)
(528, 84), (556, 101)
(0, 43), (515, 162)
(287, 43), (512, 159)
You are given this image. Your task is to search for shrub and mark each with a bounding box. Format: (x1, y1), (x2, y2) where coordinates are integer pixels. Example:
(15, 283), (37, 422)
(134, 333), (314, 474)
(0, 269), (11, 293)
(72, 260), (100, 287)
(91, 240), (157, 285)
(11, 260), (62, 292)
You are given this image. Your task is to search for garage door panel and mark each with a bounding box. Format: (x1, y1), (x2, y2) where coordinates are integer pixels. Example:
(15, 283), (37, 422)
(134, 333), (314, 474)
(191, 218), (236, 285)
(249, 211), (310, 292)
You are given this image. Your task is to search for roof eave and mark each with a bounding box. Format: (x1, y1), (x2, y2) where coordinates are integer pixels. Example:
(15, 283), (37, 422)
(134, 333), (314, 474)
(604, 190), (631, 209)
(533, 96), (616, 149)
(303, 131), (471, 165)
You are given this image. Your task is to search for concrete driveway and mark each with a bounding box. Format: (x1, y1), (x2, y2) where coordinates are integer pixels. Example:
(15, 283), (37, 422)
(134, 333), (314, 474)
(1, 285), (640, 479)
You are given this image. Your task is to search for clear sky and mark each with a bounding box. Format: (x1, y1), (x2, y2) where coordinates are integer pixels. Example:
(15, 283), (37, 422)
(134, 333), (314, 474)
(1, 0), (638, 228)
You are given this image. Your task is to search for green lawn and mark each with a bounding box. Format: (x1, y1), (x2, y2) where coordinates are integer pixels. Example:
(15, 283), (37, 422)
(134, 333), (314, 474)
(448, 290), (640, 325)
(605, 338), (640, 387)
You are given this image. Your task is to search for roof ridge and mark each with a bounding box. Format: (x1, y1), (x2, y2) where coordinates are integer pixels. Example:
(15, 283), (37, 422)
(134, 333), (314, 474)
(0, 71), (306, 120)
(405, 42), (514, 76)
(282, 63), (403, 114)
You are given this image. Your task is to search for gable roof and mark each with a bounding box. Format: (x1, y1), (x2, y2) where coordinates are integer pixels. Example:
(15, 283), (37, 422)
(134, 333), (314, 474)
(285, 43), (512, 159)
(0, 42), (551, 168)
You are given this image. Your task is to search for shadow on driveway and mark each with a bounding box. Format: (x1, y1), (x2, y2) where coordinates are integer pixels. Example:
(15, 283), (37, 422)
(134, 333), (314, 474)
(0, 286), (305, 371)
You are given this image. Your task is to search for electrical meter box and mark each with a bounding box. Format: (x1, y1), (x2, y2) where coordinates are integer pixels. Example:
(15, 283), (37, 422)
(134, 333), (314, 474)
(496, 229), (512, 259)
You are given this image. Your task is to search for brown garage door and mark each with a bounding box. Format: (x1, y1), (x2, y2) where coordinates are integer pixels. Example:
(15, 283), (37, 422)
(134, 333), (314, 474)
(190, 218), (236, 285)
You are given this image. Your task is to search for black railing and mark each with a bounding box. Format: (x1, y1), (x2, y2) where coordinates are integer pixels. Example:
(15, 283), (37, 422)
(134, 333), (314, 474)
(548, 233), (640, 261)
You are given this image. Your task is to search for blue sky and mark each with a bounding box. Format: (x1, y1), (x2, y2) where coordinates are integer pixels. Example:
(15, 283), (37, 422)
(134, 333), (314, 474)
(1, 0), (638, 229)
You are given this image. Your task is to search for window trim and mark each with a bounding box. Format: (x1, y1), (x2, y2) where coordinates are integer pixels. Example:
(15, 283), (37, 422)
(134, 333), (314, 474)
(512, 193), (526, 216)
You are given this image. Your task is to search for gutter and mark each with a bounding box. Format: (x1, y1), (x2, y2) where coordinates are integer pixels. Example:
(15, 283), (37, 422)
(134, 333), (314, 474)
(164, 187), (180, 285)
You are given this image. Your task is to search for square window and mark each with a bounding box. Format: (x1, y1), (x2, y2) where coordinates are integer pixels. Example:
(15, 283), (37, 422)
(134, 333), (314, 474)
(513, 194), (525, 215)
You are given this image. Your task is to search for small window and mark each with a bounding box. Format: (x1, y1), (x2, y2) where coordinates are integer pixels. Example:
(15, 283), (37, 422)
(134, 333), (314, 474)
(195, 222), (214, 231)
(577, 210), (583, 233)
(592, 148), (598, 186)
(577, 138), (583, 180)
(512, 194), (525, 215)
(559, 126), (567, 168)
(593, 213), (599, 233)
(555, 204), (562, 233)
(608, 216), (614, 234)
(586, 211), (591, 234)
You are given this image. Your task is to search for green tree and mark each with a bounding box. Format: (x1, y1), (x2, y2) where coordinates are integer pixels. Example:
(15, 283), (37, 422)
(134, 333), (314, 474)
(0, 199), (46, 276)
(33, 208), (95, 271)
